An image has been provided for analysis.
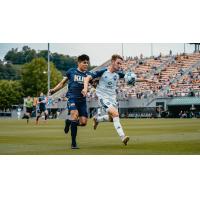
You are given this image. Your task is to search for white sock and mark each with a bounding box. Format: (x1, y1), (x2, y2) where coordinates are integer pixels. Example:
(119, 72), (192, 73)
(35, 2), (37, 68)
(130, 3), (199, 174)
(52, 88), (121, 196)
(97, 108), (101, 115)
(96, 115), (109, 122)
(113, 117), (125, 140)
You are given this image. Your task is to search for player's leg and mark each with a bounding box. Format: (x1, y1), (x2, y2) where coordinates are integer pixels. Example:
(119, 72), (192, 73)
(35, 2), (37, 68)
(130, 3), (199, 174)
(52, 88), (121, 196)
(64, 100), (74, 134)
(44, 110), (48, 122)
(77, 100), (88, 126)
(26, 107), (32, 124)
(70, 109), (79, 149)
(108, 106), (130, 145)
(26, 112), (30, 124)
(22, 110), (29, 123)
(64, 100), (88, 133)
(66, 99), (80, 149)
(36, 110), (41, 125)
(93, 98), (112, 130)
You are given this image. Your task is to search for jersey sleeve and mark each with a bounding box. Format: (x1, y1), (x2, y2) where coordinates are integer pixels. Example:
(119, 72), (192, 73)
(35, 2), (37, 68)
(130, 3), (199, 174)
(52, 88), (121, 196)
(66, 68), (73, 79)
(117, 71), (125, 79)
(90, 69), (107, 79)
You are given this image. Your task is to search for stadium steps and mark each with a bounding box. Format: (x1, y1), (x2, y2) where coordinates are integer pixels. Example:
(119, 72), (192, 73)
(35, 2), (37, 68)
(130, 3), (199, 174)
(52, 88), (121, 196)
(146, 56), (200, 106)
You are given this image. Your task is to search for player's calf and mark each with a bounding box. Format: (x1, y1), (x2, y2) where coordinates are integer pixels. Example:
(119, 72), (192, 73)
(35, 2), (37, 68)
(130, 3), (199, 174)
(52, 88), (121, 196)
(64, 119), (71, 134)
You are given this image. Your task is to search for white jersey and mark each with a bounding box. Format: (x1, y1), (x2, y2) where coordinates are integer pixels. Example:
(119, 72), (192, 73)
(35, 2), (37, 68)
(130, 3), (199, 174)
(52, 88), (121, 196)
(96, 70), (119, 101)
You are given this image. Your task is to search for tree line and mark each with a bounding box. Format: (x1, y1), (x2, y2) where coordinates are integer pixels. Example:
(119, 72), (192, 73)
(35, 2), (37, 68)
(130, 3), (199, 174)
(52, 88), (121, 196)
(0, 58), (62, 111)
(4, 45), (84, 71)
(0, 45), (97, 110)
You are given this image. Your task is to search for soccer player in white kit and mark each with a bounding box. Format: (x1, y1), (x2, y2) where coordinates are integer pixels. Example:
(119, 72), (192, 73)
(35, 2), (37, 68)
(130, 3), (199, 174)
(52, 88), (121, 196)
(83, 54), (156, 146)
(83, 54), (130, 145)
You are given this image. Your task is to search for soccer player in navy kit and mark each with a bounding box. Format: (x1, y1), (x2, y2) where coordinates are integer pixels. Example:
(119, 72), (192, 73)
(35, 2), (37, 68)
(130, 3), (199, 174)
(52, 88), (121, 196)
(36, 92), (48, 125)
(49, 54), (93, 149)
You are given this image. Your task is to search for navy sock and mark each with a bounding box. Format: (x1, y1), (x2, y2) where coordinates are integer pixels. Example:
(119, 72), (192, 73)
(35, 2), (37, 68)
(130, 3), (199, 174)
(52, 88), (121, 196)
(36, 116), (40, 121)
(71, 120), (78, 146)
(68, 119), (85, 126)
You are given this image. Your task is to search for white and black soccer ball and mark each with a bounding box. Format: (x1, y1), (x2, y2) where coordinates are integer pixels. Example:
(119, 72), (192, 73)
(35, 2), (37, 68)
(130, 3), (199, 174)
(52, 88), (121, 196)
(124, 71), (137, 85)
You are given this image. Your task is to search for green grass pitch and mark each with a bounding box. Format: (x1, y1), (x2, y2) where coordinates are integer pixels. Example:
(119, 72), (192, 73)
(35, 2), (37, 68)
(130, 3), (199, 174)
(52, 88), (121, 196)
(1, 118), (200, 155)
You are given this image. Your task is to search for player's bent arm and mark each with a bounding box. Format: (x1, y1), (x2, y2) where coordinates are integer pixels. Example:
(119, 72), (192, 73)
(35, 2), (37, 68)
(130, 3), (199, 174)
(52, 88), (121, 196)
(82, 75), (92, 96)
(49, 77), (68, 94)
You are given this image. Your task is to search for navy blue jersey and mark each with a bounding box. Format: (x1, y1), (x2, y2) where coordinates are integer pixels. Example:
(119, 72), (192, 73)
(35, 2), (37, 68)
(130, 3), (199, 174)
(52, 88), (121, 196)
(66, 68), (94, 99)
(38, 96), (46, 109)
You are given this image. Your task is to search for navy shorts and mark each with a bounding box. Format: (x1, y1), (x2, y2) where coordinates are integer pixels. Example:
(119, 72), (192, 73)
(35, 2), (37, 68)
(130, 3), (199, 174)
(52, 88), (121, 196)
(67, 98), (88, 118)
(38, 106), (47, 114)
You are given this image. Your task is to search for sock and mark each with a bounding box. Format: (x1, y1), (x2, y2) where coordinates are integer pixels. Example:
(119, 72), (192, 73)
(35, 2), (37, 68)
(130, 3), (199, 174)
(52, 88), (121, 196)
(36, 116), (40, 121)
(113, 117), (125, 140)
(26, 115), (29, 124)
(45, 113), (48, 120)
(71, 120), (78, 146)
(67, 119), (84, 127)
(97, 108), (101, 115)
(96, 115), (109, 122)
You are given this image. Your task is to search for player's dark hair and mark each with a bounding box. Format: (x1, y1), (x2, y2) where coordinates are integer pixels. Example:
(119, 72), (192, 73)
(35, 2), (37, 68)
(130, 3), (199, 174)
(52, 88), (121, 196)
(111, 54), (123, 61)
(78, 54), (90, 62)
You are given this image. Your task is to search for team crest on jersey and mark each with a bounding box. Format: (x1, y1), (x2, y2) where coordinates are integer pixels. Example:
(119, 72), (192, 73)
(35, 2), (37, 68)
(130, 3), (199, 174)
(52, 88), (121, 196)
(113, 75), (117, 81)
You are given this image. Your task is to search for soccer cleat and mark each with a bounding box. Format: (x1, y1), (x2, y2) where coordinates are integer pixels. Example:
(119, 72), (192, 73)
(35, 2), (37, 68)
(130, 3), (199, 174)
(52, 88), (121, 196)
(64, 119), (71, 134)
(71, 145), (80, 149)
(93, 116), (99, 130)
(122, 136), (130, 146)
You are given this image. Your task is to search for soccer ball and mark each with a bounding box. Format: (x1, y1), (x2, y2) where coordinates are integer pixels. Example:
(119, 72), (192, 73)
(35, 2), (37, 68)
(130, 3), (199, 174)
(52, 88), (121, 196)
(124, 71), (137, 85)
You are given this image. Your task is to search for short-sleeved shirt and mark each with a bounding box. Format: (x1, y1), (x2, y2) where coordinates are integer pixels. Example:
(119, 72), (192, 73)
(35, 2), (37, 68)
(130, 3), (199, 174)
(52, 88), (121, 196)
(25, 99), (33, 108)
(91, 68), (125, 100)
(66, 68), (94, 99)
(38, 96), (47, 110)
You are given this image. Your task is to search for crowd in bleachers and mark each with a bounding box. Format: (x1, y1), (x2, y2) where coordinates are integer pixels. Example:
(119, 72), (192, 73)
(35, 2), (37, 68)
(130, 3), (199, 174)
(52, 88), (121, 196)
(87, 52), (200, 100)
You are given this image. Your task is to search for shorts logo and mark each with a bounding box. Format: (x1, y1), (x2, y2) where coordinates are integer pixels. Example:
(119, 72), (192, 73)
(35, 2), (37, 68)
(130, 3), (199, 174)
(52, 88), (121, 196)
(70, 103), (75, 106)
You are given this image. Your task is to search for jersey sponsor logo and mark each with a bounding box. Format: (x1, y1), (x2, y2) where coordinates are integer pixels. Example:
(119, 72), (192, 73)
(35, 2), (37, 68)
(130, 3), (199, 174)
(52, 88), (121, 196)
(74, 75), (84, 83)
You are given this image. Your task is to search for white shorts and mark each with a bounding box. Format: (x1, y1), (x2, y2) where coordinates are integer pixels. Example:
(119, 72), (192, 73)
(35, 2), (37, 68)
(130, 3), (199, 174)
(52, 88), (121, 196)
(98, 96), (118, 112)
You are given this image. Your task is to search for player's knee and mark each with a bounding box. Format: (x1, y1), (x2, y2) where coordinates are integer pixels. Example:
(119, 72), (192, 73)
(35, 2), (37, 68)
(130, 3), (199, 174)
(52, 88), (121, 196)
(108, 110), (119, 118)
(112, 113), (119, 118)
(79, 119), (87, 126)
(109, 115), (113, 122)
(70, 110), (79, 120)
(79, 122), (87, 126)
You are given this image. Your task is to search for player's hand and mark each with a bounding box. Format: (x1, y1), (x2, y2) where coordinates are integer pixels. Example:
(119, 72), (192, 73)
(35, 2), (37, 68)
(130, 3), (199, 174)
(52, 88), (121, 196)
(49, 89), (55, 95)
(81, 89), (87, 97)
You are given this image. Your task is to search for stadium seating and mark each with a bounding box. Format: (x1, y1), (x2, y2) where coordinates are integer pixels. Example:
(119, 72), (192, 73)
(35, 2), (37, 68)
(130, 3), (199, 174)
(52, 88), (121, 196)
(87, 52), (200, 100)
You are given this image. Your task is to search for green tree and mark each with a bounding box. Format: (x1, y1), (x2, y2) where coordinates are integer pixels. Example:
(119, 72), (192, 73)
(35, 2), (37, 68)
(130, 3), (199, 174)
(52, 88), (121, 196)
(4, 46), (37, 64)
(0, 80), (24, 111)
(21, 58), (63, 96)
(4, 48), (18, 64)
(0, 63), (21, 80)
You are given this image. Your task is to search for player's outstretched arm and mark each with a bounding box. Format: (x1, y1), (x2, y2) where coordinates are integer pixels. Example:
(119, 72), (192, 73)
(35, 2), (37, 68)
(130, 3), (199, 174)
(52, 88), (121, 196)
(49, 77), (68, 94)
